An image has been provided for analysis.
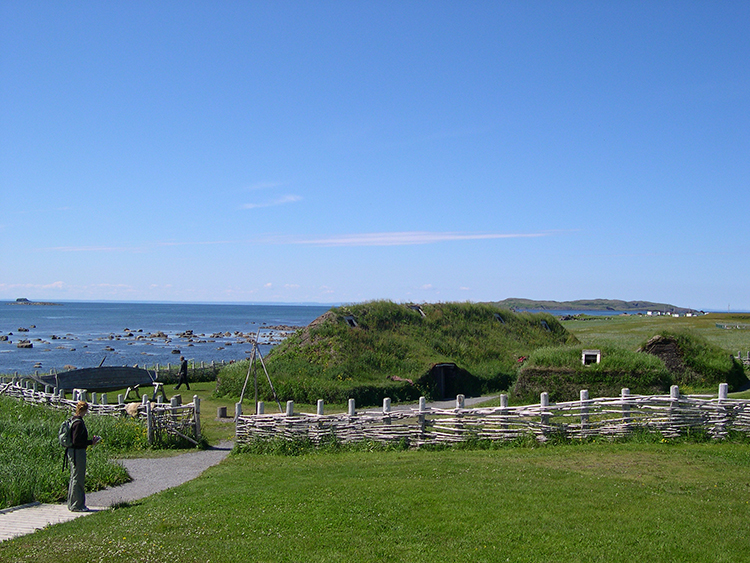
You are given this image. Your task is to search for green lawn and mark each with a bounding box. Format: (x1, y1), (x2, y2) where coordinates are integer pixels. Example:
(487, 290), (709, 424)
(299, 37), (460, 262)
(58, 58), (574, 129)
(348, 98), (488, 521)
(561, 312), (750, 352)
(1, 441), (748, 562)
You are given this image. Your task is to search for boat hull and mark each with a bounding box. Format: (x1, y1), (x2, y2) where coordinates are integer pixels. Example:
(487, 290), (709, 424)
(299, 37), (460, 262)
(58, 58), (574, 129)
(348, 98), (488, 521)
(31, 366), (156, 392)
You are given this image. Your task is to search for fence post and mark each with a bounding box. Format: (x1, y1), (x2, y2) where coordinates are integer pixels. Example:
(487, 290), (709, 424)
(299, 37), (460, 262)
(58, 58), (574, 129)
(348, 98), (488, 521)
(383, 397), (391, 426)
(194, 396), (201, 439)
(348, 398), (356, 416)
(257, 401), (265, 415)
(418, 396), (427, 441)
(145, 399), (153, 444)
(235, 402), (242, 421)
(317, 399), (325, 416)
(540, 392), (550, 437)
(500, 394), (509, 433)
(286, 400), (294, 417)
(101, 393), (107, 406)
(715, 383), (730, 438)
(621, 388), (631, 432)
(669, 385), (680, 436)
(580, 389), (589, 435)
(168, 396), (178, 424)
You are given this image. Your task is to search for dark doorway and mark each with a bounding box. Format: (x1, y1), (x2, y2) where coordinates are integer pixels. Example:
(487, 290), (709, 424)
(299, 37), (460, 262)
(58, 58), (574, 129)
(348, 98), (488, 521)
(430, 363), (458, 399)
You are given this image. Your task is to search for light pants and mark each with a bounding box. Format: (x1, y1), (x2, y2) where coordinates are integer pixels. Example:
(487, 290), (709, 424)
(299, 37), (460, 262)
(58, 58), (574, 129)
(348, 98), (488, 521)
(67, 447), (87, 511)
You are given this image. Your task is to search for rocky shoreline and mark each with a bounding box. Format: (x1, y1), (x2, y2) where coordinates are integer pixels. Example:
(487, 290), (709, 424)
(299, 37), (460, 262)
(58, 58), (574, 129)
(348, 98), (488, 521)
(0, 324), (303, 374)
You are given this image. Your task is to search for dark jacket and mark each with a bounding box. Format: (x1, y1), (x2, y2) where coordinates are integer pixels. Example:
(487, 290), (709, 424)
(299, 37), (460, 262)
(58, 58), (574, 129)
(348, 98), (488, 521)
(70, 416), (93, 449)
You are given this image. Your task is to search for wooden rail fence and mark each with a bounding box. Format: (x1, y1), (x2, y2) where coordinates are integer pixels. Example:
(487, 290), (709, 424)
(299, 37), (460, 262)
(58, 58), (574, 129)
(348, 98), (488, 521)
(0, 376), (201, 445)
(235, 384), (750, 447)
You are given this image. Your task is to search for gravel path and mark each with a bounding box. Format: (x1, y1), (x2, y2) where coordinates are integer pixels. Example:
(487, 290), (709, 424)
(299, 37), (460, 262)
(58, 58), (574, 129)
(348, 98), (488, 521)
(86, 440), (233, 508)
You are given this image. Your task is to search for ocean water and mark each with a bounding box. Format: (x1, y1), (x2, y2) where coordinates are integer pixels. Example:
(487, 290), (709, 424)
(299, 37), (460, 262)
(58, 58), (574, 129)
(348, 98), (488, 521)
(0, 301), (331, 375)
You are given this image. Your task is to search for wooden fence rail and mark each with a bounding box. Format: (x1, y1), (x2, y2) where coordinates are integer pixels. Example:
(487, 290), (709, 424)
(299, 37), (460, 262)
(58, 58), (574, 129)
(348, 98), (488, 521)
(0, 376), (201, 445)
(236, 384), (750, 447)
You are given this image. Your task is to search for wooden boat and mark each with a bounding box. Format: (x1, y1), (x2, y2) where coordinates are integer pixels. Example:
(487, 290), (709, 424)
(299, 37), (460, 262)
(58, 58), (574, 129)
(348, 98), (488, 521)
(30, 366), (157, 392)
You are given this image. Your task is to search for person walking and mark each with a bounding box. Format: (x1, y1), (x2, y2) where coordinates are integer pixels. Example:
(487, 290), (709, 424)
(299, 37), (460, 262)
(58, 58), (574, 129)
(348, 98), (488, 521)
(67, 400), (101, 512)
(175, 355), (190, 390)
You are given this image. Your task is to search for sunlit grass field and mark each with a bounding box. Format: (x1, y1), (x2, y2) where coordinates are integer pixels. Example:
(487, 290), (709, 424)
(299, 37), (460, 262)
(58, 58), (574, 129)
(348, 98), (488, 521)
(561, 312), (750, 353)
(1, 440), (748, 562)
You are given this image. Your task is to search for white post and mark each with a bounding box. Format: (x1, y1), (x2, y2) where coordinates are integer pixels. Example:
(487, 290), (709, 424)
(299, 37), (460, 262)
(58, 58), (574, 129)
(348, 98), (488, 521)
(257, 401), (265, 415)
(540, 392), (550, 435)
(146, 400), (153, 444)
(235, 402), (242, 420)
(715, 383), (730, 438)
(194, 395), (201, 439)
(500, 394), (509, 431)
(101, 393), (107, 405)
(580, 389), (589, 432)
(669, 385), (680, 436)
(383, 397), (391, 426)
(418, 396), (427, 439)
(621, 388), (631, 429)
(347, 398), (356, 416)
(286, 400), (294, 417)
(317, 399), (325, 416)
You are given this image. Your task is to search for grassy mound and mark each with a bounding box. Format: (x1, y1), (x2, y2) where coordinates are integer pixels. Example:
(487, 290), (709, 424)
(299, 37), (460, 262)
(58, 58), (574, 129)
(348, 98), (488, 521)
(637, 330), (747, 390)
(514, 345), (672, 402)
(216, 301), (577, 405)
(513, 330), (747, 402)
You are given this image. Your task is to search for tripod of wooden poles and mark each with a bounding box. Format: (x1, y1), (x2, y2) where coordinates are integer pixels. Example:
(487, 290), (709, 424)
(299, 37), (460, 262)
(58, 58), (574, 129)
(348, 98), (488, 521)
(238, 328), (283, 414)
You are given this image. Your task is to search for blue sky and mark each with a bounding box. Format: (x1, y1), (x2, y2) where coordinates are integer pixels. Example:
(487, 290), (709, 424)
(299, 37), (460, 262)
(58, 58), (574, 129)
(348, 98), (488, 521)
(1, 1), (748, 310)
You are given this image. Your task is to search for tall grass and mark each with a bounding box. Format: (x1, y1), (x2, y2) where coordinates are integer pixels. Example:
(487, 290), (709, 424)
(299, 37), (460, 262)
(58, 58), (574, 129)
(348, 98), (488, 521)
(0, 396), (150, 509)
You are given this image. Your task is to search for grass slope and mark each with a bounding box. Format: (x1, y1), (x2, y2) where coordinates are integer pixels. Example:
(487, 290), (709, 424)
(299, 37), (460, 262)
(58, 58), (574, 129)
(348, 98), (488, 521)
(493, 297), (698, 314)
(216, 301), (576, 405)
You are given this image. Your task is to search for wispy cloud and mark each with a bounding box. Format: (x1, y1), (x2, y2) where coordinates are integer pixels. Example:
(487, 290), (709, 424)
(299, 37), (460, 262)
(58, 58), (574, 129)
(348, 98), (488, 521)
(40, 230), (552, 253)
(284, 231), (547, 247)
(46, 245), (140, 252)
(242, 194), (302, 210)
(0, 281), (65, 291)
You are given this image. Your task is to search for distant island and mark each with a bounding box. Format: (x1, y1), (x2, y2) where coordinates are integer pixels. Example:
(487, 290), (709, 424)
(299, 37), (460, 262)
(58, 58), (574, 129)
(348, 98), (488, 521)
(8, 298), (62, 306)
(491, 298), (700, 315)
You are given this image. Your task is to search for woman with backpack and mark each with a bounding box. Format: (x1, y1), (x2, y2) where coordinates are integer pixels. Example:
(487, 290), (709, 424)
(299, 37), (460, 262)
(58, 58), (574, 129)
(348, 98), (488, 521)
(66, 400), (101, 512)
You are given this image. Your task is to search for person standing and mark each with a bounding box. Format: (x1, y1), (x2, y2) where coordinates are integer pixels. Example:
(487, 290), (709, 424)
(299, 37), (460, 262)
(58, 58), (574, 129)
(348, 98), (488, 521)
(67, 401), (100, 512)
(175, 355), (190, 390)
